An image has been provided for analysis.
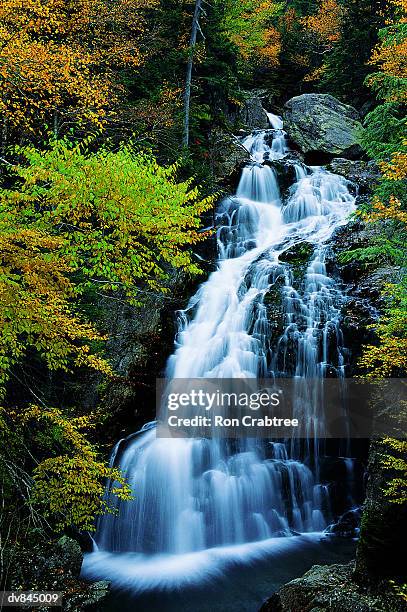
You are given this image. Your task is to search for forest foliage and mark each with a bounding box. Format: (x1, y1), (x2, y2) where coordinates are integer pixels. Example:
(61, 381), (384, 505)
(0, 145), (213, 555)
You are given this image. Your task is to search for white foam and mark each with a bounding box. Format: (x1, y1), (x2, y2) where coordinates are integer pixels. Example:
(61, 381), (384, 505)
(82, 534), (323, 592)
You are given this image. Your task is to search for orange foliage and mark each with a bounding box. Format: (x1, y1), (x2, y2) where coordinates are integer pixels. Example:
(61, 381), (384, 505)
(302, 0), (343, 46)
(258, 27), (281, 67)
(365, 196), (407, 225)
(368, 39), (407, 102)
(281, 7), (298, 32)
(366, 0), (407, 102)
(0, 227), (112, 388)
(0, 0), (157, 135)
(380, 149), (407, 181)
(303, 65), (326, 82)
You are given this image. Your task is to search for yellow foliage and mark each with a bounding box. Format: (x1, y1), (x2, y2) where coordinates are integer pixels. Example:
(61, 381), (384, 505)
(363, 195), (407, 224)
(380, 150), (407, 181)
(367, 0), (407, 102)
(302, 0), (344, 47)
(223, 0), (282, 67)
(15, 405), (132, 531)
(380, 437), (407, 504)
(303, 65), (327, 82)
(0, 224), (112, 392)
(280, 7), (297, 32)
(0, 0), (157, 135)
(358, 199), (407, 378)
(258, 27), (282, 67)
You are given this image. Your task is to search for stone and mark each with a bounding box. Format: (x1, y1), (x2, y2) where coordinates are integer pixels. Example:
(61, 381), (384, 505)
(45, 536), (83, 577)
(328, 159), (380, 194)
(67, 580), (111, 611)
(283, 94), (364, 160)
(210, 129), (251, 182)
(259, 562), (405, 612)
(279, 242), (314, 265)
(240, 94), (270, 129)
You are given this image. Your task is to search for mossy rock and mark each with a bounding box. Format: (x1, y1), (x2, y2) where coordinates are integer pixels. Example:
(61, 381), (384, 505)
(279, 242), (314, 265)
(260, 561), (406, 612)
(279, 242), (315, 287)
(283, 94), (363, 160)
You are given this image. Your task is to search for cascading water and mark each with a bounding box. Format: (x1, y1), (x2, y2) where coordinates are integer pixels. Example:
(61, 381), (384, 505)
(82, 113), (357, 593)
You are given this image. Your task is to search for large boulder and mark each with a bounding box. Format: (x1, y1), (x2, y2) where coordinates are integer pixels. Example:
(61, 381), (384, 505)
(210, 128), (250, 183)
(239, 94), (270, 129)
(328, 158), (380, 194)
(259, 562), (405, 612)
(8, 536), (111, 611)
(283, 94), (363, 160)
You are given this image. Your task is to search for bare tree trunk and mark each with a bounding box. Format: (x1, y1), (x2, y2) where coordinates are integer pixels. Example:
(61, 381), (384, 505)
(183, 0), (203, 148)
(53, 110), (59, 139)
(0, 115), (8, 176)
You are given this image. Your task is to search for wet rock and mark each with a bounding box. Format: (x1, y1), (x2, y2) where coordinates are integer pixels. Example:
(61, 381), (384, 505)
(94, 267), (207, 439)
(283, 94), (363, 160)
(325, 507), (362, 539)
(279, 242), (315, 288)
(7, 536), (110, 612)
(325, 220), (402, 374)
(45, 536), (83, 577)
(64, 580), (110, 611)
(239, 92), (270, 129)
(264, 281), (286, 345)
(266, 155), (304, 197)
(328, 159), (380, 194)
(279, 242), (314, 266)
(210, 128), (251, 183)
(355, 441), (407, 585)
(259, 561), (406, 612)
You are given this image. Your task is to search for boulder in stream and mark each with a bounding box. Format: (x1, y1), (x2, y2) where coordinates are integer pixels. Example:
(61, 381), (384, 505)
(259, 561), (406, 612)
(328, 158), (380, 194)
(283, 94), (364, 161)
(239, 92), (270, 129)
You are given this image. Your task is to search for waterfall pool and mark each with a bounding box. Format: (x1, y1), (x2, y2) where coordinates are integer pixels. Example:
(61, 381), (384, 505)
(82, 534), (356, 611)
(83, 112), (361, 611)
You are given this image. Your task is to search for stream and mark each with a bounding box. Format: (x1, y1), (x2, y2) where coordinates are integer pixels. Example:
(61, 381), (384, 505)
(82, 113), (359, 610)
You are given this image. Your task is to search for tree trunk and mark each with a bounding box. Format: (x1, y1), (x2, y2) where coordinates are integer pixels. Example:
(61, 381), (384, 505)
(182, 0), (203, 148)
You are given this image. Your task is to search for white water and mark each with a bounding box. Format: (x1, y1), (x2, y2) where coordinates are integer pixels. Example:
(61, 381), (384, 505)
(82, 115), (356, 589)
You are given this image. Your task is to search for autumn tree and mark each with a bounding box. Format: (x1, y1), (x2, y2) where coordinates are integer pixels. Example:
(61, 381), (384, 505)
(222, 0), (282, 73)
(317, 0), (388, 104)
(0, 0), (157, 147)
(0, 140), (213, 536)
(346, 0), (407, 377)
(302, 0), (343, 51)
(353, 1), (407, 551)
(300, 0), (344, 83)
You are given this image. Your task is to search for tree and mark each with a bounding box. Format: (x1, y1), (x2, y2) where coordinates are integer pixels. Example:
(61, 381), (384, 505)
(0, 139), (214, 534)
(302, 0), (343, 49)
(2, 140), (215, 303)
(222, 0), (282, 73)
(356, 1), (407, 556)
(14, 406), (133, 531)
(0, 0), (157, 146)
(183, 0), (204, 147)
(317, 0), (388, 105)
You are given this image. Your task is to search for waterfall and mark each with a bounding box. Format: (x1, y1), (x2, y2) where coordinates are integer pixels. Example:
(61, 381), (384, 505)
(82, 116), (356, 588)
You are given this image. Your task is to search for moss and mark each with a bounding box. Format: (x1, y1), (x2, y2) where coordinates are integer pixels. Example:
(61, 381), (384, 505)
(355, 441), (407, 584)
(279, 242), (315, 286)
(279, 242), (314, 265)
